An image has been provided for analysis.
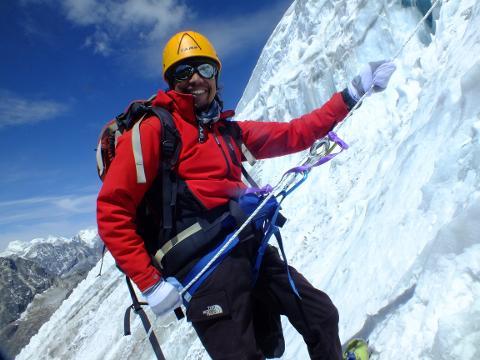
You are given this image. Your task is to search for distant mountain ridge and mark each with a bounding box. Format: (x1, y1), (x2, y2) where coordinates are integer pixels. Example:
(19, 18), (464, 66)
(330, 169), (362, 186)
(1, 229), (100, 277)
(0, 229), (101, 359)
(1, 228), (99, 257)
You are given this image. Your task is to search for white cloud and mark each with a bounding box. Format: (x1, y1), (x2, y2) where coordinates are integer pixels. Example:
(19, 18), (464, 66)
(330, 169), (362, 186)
(61, 0), (106, 26)
(62, 0), (187, 29)
(60, 0), (188, 54)
(19, 0), (54, 5)
(0, 195), (64, 208)
(0, 188), (98, 250)
(84, 30), (112, 56)
(138, 1), (293, 77)
(20, 0), (291, 76)
(0, 168), (59, 185)
(0, 90), (68, 128)
(53, 194), (97, 214)
(199, 2), (292, 59)
(0, 193), (96, 226)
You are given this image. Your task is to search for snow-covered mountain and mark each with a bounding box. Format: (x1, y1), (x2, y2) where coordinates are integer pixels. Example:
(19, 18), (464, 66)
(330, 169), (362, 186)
(16, 0), (480, 359)
(0, 229), (101, 358)
(1, 229), (100, 276)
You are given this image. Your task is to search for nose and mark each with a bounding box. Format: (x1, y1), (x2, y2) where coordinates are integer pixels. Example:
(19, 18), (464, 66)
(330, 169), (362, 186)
(188, 72), (202, 83)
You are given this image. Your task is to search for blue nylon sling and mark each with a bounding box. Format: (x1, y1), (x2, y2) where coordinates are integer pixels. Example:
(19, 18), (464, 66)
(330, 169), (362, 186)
(177, 193), (296, 304)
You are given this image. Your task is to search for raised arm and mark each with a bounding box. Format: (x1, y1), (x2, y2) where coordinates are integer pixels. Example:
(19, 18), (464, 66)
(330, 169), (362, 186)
(238, 92), (349, 159)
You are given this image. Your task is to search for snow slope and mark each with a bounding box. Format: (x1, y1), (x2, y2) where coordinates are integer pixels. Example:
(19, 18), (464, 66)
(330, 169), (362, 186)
(17, 0), (480, 359)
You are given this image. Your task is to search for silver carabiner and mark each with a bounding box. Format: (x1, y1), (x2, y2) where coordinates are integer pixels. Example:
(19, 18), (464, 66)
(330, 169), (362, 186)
(302, 138), (331, 167)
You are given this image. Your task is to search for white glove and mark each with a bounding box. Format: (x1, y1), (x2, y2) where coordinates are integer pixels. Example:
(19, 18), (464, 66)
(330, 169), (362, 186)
(347, 60), (397, 102)
(143, 279), (182, 317)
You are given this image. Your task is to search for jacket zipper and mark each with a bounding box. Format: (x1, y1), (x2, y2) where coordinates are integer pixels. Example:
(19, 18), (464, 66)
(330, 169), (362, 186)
(223, 134), (241, 167)
(212, 130), (231, 178)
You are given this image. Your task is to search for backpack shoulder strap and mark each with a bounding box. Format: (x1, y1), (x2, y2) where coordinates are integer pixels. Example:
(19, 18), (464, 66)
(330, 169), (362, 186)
(225, 121), (257, 166)
(119, 100), (156, 184)
(151, 107), (180, 165)
(150, 106), (181, 239)
(131, 113), (149, 183)
(223, 121), (259, 188)
(129, 105), (181, 184)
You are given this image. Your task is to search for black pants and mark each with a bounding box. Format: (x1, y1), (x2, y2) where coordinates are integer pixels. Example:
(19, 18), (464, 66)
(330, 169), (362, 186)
(185, 241), (342, 360)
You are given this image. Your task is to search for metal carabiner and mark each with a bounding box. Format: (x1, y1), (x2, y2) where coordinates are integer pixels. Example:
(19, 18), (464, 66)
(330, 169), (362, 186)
(302, 138), (331, 167)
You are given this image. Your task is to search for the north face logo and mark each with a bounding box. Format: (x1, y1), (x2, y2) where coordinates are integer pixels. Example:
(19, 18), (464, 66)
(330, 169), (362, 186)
(202, 305), (223, 317)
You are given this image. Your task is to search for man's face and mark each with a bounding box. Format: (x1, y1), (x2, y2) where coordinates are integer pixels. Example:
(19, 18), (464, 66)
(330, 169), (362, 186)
(172, 61), (218, 111)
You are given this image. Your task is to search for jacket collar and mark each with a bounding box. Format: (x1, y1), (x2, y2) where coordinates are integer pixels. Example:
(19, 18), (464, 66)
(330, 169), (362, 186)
(152, 90), (196, 124)
(151, 90), (235, 124)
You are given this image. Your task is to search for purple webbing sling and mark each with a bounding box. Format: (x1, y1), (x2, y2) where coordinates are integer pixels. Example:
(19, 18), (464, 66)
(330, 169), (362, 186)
(286, 132), (349, 175)
(245, 131), (348, 195)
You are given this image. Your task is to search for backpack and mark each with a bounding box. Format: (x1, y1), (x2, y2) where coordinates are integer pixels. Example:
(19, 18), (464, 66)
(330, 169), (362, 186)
(96, 96), (180, 184)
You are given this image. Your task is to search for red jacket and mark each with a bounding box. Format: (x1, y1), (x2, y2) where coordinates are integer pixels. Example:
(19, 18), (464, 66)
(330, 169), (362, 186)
(97, 90), (349, 291)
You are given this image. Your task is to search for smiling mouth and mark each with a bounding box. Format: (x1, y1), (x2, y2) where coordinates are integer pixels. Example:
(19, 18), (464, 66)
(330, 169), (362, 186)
(190, 89), (207, 96)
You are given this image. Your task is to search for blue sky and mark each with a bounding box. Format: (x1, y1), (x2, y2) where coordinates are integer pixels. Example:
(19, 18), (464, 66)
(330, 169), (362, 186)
(0, 0), (292, 250)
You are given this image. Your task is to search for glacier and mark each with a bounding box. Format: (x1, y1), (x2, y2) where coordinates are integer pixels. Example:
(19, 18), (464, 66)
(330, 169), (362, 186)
(15, 0), (480, 359)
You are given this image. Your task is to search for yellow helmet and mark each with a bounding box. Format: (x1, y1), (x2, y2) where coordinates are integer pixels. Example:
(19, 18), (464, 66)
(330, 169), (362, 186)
(162, 31), (221, 80)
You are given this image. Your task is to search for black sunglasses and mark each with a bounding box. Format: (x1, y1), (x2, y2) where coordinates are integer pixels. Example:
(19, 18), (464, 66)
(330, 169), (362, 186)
(171, 63), (217, 82)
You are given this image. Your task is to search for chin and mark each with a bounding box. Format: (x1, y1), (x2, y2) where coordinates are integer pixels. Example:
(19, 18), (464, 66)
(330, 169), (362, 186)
(195, 99), (212, 111)
(196, 105), (209, 112)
